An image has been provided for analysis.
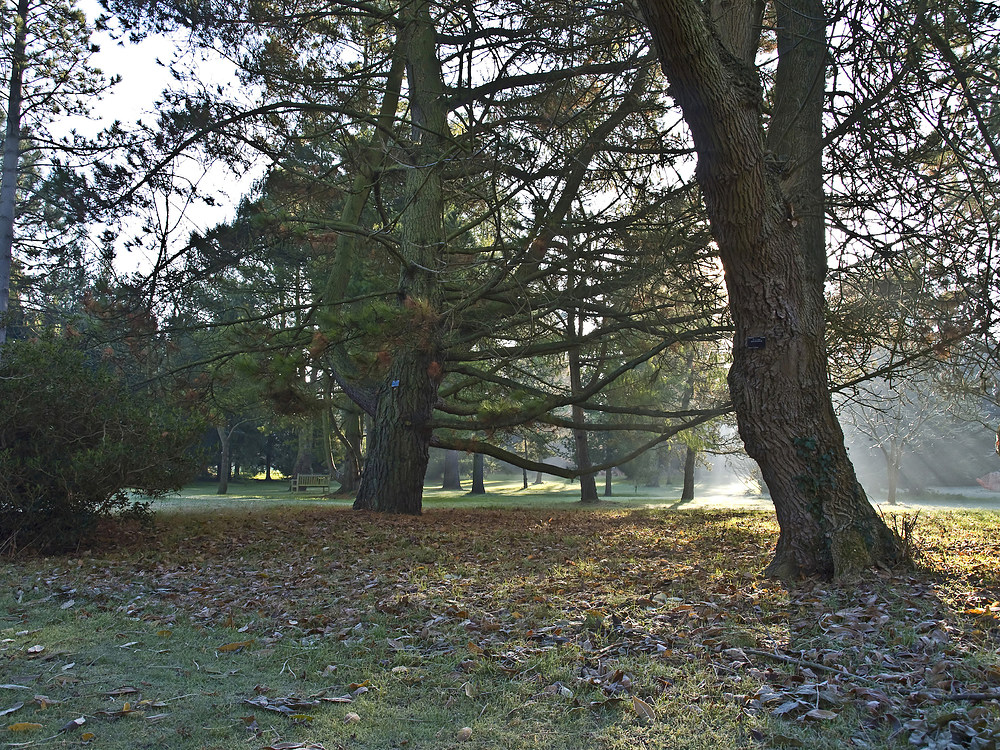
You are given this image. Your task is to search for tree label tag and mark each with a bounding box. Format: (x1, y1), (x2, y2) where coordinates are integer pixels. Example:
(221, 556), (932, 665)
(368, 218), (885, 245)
(746, 336), (766, 349)
(391, 380), (401, 387)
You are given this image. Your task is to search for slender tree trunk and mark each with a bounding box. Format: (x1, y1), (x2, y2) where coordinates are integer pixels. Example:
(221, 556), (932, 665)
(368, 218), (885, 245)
(321, 379), (337, 477)
(216, 425), (230, 495)
(294, 421), (314, 475)
(264, 433), (273, 481)
(470, 453), (486, 494)
(572, 402), (599, 503)
(354, 1), (445, 513)
(883, 440), (902, 505)
(661, 447), (675, 485)
(442, 449), (462, 490)
(522, 437), (529, 489)
(603, 441), (613, 496)
(681, 445), (696, 501)
(639, 0), (901, 578)
(0, 0), (28, 348)
(337, 406), (362, 494)
(680, 351), (697, 502)
(647, 460), (663, 486)
(568, 332), (598, 504)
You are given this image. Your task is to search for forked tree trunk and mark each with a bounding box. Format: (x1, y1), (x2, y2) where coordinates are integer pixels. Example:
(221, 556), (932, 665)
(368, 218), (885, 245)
(639, 0), (901, 578)
(353, 1), (444, 513)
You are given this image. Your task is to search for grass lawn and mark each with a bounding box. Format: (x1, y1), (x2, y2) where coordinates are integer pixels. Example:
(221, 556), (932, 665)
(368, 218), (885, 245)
(2, 483), (999, 749)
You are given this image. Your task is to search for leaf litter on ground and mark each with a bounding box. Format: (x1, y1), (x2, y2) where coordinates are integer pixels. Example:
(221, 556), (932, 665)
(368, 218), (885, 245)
(1, 505), (999, 749)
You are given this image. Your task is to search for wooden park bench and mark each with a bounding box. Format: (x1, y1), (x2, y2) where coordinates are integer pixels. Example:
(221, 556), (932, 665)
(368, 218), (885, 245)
(289, 473), (331, 492)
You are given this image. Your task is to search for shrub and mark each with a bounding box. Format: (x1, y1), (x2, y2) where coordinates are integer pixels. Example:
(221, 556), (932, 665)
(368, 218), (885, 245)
(0, 337), (203, 553)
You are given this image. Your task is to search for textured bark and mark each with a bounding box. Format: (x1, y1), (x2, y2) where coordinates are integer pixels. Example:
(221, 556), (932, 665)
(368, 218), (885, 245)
(353, 1), (445, 514)
(639, 0), (902, 578)
(353, 346), (438, 513)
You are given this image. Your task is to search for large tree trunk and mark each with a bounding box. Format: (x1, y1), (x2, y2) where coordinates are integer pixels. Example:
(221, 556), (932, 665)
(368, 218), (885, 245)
(639, 0), (901, 578)
(353, 346), (439, 513)
(353, 1), (444, 513)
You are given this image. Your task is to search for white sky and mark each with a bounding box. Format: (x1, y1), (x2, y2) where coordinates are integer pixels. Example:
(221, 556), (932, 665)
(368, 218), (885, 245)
(70, 0), (263, 274)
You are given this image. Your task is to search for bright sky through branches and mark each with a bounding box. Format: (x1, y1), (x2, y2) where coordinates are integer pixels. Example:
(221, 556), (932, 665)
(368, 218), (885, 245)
(66, 0), (263, 274)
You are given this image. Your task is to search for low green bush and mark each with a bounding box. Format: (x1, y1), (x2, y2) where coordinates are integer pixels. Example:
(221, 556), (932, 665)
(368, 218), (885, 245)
(0, 336), (202, 553)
